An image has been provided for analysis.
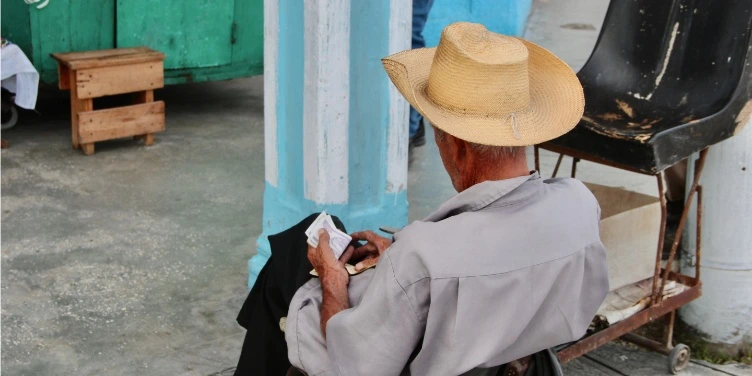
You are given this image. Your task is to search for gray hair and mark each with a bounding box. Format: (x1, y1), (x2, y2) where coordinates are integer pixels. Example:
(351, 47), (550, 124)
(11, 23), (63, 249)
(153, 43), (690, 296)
(433, 126), (524, 159)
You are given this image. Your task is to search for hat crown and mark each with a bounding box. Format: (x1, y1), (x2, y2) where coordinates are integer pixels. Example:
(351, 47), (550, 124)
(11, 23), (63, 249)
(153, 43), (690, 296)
(426, 23), (530, 116)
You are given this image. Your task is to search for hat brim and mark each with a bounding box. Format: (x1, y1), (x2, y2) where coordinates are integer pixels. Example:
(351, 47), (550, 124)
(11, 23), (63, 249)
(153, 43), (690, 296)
(382, 39), (585, 146)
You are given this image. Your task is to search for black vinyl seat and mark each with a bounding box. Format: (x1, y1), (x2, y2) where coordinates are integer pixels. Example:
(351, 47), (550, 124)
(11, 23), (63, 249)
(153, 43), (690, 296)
(546, 0), (752, 174)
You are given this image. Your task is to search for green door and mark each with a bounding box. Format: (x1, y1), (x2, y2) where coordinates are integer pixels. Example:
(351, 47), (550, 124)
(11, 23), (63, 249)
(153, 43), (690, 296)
(116, 0), (235, 69)
(24, 0), (115, 82)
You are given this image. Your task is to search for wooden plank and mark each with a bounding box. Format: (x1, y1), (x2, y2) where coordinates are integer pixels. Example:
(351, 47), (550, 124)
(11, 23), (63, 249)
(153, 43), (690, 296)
(692, 360), (752, 375)
(133, 90), (154, 103)
(52, 48), (165, 70)
(78, 101), (165, 144)
(76, 62), (164, 99)
(52, 47), (150, 62)
(586, 341), (723, 376)
(143, 134), (155, 146)
(81, 143), (95, 155)
(69, 69), (78, 148)
(58, 63), (71, 90)
(562, 357), (624, 376)
(69, 68), (93, 149)
(58, 50), (165, 70)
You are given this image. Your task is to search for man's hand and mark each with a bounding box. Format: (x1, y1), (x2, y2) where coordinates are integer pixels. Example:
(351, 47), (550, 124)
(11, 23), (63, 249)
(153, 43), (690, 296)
(308, 229), (353, 337)
(350, 230), (393, 271)
(308, 229), (351, 282)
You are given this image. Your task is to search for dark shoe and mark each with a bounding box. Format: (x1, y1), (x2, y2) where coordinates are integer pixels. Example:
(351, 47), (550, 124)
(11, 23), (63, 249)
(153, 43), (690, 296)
(409, 119), (426, 148)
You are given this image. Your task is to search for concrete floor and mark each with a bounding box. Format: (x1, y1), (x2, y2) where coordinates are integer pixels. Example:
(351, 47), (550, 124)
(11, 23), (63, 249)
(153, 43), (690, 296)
(2, 0), (750, 375)
(2, 79), (265, 375)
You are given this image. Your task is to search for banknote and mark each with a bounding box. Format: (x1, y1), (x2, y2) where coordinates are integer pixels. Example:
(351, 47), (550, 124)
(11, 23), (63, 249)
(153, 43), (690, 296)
(305, 212), (352, 259)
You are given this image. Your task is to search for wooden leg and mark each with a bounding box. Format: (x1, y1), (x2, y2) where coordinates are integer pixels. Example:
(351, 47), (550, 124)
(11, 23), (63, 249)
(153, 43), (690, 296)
(133, 91), (155, 144)
(69, 69), (79, 149)
(69, 69), (92, 150)
(81, 143), (95, 155)
(58, 63), (71, 90)
(133, 90), (154, 103)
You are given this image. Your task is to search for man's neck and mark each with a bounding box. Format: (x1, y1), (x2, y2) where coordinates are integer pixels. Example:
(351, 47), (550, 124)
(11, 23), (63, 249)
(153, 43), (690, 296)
(461, 157), (530, 191)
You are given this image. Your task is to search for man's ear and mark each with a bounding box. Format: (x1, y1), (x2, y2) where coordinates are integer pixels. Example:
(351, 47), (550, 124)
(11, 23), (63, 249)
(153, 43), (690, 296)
(450, 133), (468, 162)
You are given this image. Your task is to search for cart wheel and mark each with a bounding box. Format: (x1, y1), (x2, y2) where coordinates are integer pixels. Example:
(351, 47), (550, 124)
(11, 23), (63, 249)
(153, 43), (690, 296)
(1, 105), (18, 131)
(668, 344), (690, 374)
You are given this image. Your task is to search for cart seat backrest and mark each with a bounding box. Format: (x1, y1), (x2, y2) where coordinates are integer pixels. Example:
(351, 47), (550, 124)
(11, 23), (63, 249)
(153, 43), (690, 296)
(579, 0), (752, 128)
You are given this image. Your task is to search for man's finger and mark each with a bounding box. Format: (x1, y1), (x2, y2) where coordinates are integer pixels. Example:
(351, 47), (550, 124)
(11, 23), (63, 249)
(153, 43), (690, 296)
(350, 230), (379, 243)
(340, 245), (355, 264)
(355, 256), (379, 271)
(318, 229), (331, 249)
(317, 229), (335, 260)
(351, 243), (377, 260)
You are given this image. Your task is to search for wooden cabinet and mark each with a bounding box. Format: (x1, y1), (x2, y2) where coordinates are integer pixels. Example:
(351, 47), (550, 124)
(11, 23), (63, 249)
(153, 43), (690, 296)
(2, 0), (263, 85)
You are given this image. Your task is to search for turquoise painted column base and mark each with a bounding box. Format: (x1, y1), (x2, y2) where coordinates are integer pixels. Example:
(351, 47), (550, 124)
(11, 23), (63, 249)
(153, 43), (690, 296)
(248, 183), (408, 288)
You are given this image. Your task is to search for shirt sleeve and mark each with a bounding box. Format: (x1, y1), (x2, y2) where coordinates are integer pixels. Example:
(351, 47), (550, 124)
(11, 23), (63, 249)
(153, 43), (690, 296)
(286, 279), (331, 375)
(285, 251), (427, 376)
(325, 251), (426, 376)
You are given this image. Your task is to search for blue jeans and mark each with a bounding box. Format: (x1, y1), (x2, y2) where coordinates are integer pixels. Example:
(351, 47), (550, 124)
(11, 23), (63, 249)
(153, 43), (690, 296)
(409, 0), (434, 138)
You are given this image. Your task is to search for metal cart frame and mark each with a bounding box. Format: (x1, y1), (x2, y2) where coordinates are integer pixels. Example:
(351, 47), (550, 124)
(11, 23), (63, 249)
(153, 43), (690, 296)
(535, 145), (709, 374)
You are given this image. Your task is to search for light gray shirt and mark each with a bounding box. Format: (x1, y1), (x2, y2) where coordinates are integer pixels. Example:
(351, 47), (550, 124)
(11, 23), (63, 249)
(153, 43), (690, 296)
(286, 173), (609, 375)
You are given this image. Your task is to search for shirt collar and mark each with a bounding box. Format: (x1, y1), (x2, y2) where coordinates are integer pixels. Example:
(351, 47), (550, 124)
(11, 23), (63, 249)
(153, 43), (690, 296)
(422, 171), (541, 222)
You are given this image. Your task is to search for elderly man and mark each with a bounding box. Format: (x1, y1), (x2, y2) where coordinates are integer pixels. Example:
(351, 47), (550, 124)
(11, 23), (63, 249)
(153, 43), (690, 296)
(234, 22), (608, 375)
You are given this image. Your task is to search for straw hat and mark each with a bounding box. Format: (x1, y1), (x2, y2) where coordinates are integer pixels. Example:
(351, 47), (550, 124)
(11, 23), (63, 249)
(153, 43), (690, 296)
(382, 22), (584, 146)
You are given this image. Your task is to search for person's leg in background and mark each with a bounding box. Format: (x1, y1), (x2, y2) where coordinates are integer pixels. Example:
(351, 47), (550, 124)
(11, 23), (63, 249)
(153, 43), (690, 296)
(409, 0), (435, 149)
(662, 159), (688, 259)
(665, 160), (688, 219)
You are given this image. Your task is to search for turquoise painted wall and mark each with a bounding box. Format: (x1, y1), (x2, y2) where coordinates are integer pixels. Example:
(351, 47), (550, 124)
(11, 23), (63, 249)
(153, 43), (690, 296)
(424, 0), (532, 45)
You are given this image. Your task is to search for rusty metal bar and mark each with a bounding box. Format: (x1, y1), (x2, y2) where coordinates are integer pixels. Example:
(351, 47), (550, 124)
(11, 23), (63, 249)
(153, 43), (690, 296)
(652, 173), (668, 305)
(663, 269), (700, 287)
(571, 157), (580, 178)
(692, 149), (707, 281)
(622, 333), (671, 355)
(695, 184), (703, 280)
(658, 150), (710, 300)
(552, 154), (564, 178)
(663, 310), (676, 347)
(534, 146), (541, 172)
(560, 281), (699, 362)
(558, 281), (701, 363)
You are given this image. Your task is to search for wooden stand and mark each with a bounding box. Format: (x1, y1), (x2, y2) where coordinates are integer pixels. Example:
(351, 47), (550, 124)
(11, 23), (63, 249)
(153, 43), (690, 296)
(52, 47), (166, 155)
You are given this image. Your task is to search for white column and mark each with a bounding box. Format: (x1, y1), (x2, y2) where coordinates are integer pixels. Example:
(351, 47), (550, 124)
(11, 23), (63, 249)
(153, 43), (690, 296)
(681, 120), (752, 356)
(250, 0), (412, 287)
(303, 0), (350, 204)
(386, 0), (412, 195)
